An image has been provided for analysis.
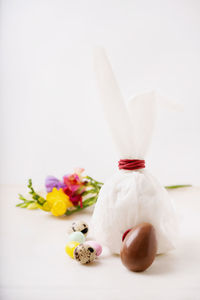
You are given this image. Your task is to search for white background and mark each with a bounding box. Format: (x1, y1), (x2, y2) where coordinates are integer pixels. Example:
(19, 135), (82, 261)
(1, 0), (200, 186)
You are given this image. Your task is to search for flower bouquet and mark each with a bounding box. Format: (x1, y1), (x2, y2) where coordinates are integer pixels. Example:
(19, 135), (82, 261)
(17, 168), (103, 216)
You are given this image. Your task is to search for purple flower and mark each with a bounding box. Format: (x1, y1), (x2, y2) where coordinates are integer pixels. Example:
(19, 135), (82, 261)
(45, 176), (65, 193)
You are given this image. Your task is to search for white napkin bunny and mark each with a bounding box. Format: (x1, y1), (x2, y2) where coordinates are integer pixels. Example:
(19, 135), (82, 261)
(92, 48), (178, 254)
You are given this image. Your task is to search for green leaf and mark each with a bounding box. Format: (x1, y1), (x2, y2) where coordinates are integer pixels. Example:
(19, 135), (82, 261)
(17, 179), (45, 209)
(27, 202), (38, 209)
(18, 194), (29, 202)
(165, 184), (192, 189)
(17, 203), (29, 208)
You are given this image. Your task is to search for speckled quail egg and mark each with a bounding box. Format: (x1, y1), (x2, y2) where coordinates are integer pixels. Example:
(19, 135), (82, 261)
(71, 220), (89, 236)
(74, 243), (97, 264)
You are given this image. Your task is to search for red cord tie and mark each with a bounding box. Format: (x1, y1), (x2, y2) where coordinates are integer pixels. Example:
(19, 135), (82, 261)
(118, 159), (145, 170)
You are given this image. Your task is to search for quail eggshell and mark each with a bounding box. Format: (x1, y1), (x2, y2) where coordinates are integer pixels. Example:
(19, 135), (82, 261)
(74, 243), (97, 264)
(72, 220), (89, 236)
(67, 231), (85, 244)
(86, 241), (102, 256)
(120, 223), (157, 272)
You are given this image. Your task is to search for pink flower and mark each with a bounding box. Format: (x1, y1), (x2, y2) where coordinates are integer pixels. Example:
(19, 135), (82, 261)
(63, 174), (82, 193)
(63, 169), (86, 208)
(68, 194), (83, 207)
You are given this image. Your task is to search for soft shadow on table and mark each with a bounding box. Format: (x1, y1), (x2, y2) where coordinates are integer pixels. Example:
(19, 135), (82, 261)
(111, 253), (176, 275)
(46, 208), (93, 221)
(76, 252), (177, 272)
(141, 253), (176, 276)
(79, 259), (103, 268)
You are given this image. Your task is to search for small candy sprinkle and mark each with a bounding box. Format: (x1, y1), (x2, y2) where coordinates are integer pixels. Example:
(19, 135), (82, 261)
(65, 241), (80, 259)
(67, 231), (85, 244)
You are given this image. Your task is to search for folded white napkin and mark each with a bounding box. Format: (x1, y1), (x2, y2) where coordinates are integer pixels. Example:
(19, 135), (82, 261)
(92, 48), (178, 254)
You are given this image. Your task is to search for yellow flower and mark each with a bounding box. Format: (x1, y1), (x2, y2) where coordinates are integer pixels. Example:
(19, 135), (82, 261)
(41, 201), (51, 212)
(51, 200), (67, 216)
(46, 188), (73, 216)
(46, 188), (72, 207)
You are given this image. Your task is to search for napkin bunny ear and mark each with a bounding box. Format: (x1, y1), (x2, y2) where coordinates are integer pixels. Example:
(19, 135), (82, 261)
(127, 91), (157, 158)
(94, 47), (135, 158)
(94, 47), (156, 159)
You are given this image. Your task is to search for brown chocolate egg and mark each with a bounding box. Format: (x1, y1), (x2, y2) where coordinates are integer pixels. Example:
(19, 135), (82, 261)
(120, 223), (157, 272)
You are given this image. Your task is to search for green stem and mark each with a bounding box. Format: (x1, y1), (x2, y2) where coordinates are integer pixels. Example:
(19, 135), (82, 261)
(65, 195), (98, 216)
(16, 200), (35, 207)
(18, 194), (30, 202)
(165, 184), (192, 189)
(17, 179), (45, 208)
(85, 176), (103, 186)
(82, 189), (97, 196)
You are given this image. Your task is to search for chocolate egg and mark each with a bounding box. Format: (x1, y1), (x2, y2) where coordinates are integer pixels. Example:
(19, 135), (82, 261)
(120, 223), (157, 272)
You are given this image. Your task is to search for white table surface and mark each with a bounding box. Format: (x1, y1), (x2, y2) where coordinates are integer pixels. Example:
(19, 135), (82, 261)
(0, 185), (200, 300)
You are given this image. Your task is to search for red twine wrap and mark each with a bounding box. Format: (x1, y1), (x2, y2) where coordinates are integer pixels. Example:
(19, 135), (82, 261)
(118, 159), (145, 170)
